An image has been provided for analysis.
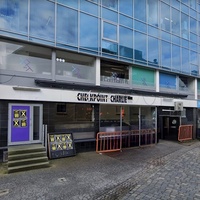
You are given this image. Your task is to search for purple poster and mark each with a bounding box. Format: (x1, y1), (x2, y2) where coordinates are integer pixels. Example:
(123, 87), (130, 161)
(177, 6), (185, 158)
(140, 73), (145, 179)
(11, 105), (30, 142)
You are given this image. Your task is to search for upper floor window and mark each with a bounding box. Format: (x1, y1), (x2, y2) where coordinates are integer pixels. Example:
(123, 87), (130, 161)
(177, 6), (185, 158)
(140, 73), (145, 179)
(103, 22), (118, 41)
(102, 0), (118, 10)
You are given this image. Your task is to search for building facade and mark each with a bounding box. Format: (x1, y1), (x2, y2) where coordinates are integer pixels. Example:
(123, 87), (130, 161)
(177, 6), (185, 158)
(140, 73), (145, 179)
(0, 0), (200, 160)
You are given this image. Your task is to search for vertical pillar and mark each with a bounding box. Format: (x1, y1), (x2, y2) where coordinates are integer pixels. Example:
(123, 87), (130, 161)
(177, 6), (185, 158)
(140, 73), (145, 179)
(156, 70), (159, 92)
(95, 57), (100, 86)
(194, 78), (197, 100)
(52, 50), (56, 81)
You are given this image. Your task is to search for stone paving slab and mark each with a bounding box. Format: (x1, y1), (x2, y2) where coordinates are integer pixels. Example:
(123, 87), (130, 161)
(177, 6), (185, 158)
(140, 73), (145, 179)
(0, 140), (199, 200)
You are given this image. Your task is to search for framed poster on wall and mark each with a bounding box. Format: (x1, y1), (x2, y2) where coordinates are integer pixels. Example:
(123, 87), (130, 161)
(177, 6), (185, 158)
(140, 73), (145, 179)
(48, 133), (76, 159)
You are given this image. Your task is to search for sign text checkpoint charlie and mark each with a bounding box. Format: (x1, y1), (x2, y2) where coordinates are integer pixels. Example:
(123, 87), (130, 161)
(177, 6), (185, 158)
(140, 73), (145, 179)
(77, 92), (128, 103)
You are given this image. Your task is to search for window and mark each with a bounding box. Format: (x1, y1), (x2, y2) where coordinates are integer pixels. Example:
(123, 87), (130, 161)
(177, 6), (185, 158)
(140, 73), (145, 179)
(147, 0), (158, 27)
(56, 103), (67, 115)
(160, 3), (170, 32)
(172, 8), (180, 35)
(172, 45), (181, 72)
(103, 22), (117, 41)
(148, 36), (159, 66)
(159, 73), (176, 90)
(134, 0), (146, 22)
(56, 6), (78, 46)
(102, 0), (118, 10)
(161, 41), (171, 69)
(119, 0), (133, 16)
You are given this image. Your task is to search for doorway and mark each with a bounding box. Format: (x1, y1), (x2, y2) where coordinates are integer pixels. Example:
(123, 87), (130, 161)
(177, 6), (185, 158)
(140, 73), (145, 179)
(162, 116), (180, 140)
(8, 104), (43, 145)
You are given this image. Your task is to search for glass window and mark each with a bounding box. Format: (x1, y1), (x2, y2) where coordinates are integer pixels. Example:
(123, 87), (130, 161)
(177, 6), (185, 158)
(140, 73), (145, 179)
(182, 48), (190, 74)
(172, 35), (180, 45)
(80, 0), (98, 16)
(182, 38), (189, 48)
(134, 20), (147, 33)
(181, 13), (189, 39)
(190, 33), (197, 43)
(171, 0), (180, 9)
(148, 26), (158, 37)
(134, 31), (147, 63)
(147, 0), (158, 27)
(161, 41), (171, 69)
(134, 0), (146, 22)
(132, 67), (155, 87)
(119, 0), (133, 16)
(181, 3), (189, 14)
(190, 42), (197, 52)
(102, 7), (118, 23)
(161, 31), (171, 42)
(159, 73), (176, 89)
(172, 45), (181, 72)
(119, 26), (133, 59)
(102, 0), (118, 10)
(172, 8), (180, 35)
(0, 40), (52, 75)
(190, 8), (196, 18)
(30, 0), (55, 42)
(57, 0), (78, 9)
(190, 0), (196, 9)
(190, 50), (197, 65)
(102, 40), (118, 55)
(160, 3), (170, 32)
(119, 14), (133, 28)
(148, 36), (159, 66)
(80, 14), (98, 51)
(103, 22), (117, 41)
(56, 50), (95, 83)
(191, 64), (198, 76)
(190, 17), (197, 34)
(56, 6), (78, 46)
(0, 0), (28, 35)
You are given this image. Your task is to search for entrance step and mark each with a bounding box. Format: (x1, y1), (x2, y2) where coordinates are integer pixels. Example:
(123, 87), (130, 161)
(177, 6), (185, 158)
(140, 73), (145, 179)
(8, 144), (50, 173)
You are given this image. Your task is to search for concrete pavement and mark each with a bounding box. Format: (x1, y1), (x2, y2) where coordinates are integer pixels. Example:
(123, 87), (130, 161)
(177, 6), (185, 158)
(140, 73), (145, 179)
(0, 140), (200, 200)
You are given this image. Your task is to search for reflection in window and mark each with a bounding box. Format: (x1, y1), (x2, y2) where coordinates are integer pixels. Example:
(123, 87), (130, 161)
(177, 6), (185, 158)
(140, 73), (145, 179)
(102, 0), (118, 10)
(182, 48), (190, 74)
(119, 14), (133, 28)
(102, 40), (118, 55)
(119, 0), (133, 16)
(181, 13), (189, 39)
(30, 0), (55, 41)
(147, 0), (158, 27)
(172, 8), (180, 35)
(161, 41), (171, 69)
(119, 27), (133, 59)
(134, 0), (146, 22)
(148, 36), (159, 66)
(134, 31), (147, 63)
(134, 20), (147, 33)
(190, 17), (197, 33)
(172, 45), (181, 72)
(159, 73), (176, 90)
(103, 22), (117, 41)
(191, 64), (198, 76)
(190, 50), (197, 65)
(0, 0), (28, 35)
(56, 6), (78, 46)
(80, 0), (98, 16)
(80, 14), (98, 51)
(102, 7), (118, 23)
(57, 0), (78, 9)
(160, 3), (170, 32)
(0, 40), (52, 75)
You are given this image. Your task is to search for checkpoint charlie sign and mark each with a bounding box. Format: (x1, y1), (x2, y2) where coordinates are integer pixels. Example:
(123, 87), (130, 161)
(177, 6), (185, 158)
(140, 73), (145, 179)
(77, 92), (129, 103)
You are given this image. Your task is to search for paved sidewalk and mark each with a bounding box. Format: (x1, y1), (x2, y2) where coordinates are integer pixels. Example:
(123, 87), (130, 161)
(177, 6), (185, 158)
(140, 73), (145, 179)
(0, 140), (200, 200)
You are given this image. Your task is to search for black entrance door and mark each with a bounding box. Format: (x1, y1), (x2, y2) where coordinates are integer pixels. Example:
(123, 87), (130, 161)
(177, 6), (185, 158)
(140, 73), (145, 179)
(163, 116), (180, 140)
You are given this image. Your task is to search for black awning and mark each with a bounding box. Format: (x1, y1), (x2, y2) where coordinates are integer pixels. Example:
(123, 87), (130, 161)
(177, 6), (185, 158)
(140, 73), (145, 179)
(35, 79), (188, 98)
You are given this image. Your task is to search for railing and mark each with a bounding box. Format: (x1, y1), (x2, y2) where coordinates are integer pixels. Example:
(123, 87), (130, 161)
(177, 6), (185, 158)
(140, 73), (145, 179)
(178, 125), (193, 142)
(96, 129), (156, 153)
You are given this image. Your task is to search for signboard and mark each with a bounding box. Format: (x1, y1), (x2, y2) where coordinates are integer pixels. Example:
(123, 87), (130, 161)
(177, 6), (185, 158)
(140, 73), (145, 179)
(11, 105), (30, 142)
(48, 133), (76, 159)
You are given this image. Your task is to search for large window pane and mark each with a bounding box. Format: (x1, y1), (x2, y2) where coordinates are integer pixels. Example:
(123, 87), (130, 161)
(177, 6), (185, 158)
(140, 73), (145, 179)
(119, 27), (133, 59)
(57, 0), (78, 9)
(30, 0), (55, 41)
(102, 40), (118, 55)
(172, 45), (181, 72)
(103, 22), (117, 41)
(0, 0), (28, 35)
(80, 0), (98, 16)
(148, 36), (159, 66)
(119, 0), (133, 16)
(102, 0), (118, 10)
(134, 20), (147, 33)
(134, 0), (146, 22)
(134, 31), (147, 63)
(147, 0), (158, 27)
(161, 41), (171, 69)
(0, 40), (52, 75)
(80, 14), (98, 51)
(172, 8), (180, 35)
(119, 14), (133, 28)
(102, 7), (118, 23)
(182, 48), (190, 74)
(57, 6), (78, 46)
(190, 17), (197, 34)
(190, 50), (197, 65)
(181, 13), (189, 39)
(160, 3), (170, 32)
(159, 73), (176, 89)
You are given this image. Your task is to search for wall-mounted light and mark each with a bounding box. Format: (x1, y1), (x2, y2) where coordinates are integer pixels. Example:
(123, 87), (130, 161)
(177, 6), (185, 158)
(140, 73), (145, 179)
(56, 58), (65, 62)
(13, 86), (40, 92)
